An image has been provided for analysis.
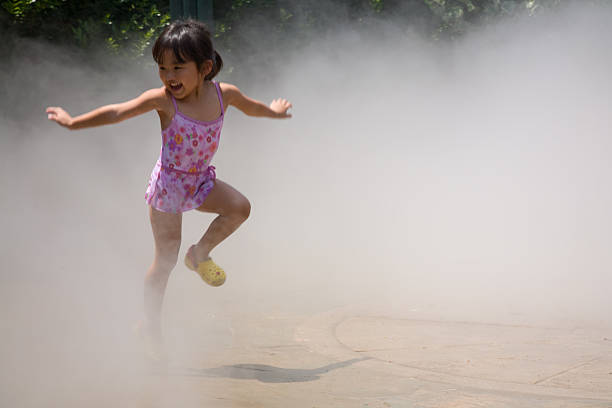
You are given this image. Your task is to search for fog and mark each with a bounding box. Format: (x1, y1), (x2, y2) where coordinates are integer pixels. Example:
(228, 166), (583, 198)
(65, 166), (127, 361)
(1, 2), (611, 406)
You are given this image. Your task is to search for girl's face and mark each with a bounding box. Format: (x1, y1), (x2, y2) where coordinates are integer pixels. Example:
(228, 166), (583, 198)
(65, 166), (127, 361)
(158, 49), (209, 99)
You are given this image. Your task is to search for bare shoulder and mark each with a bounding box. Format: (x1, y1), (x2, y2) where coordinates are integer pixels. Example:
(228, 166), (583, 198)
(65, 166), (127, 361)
(142, 86), (173, 113)
(219, 82), (239, 92)
(219, 82), (243, 105)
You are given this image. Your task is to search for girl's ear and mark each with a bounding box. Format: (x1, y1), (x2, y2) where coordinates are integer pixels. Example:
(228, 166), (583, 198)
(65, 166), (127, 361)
(201, 60), (213, 78)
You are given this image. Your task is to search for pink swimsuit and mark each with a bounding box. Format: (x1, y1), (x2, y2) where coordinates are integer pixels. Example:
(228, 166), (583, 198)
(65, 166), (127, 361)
(145, 82), (224, 213)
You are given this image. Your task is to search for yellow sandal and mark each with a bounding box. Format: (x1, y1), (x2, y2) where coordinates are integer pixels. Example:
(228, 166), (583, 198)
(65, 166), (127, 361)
(185, 248), (226, 287)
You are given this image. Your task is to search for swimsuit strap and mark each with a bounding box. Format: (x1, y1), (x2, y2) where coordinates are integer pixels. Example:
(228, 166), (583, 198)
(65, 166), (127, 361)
(214, 81), (225, 116)
(170, 92), (179, 114)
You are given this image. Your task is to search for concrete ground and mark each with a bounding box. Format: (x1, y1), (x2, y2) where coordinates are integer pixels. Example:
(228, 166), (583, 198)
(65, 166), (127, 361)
(2, 290), (611, 407)
(144, 305), (610, 407)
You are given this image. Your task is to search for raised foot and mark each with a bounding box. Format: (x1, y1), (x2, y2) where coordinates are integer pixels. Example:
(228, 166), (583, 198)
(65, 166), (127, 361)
(184, 246), (226, 287)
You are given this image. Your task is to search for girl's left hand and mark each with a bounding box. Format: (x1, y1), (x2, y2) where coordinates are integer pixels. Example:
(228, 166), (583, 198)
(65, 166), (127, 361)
(46, 106), (74, 129)
(270, 98), (293, 118)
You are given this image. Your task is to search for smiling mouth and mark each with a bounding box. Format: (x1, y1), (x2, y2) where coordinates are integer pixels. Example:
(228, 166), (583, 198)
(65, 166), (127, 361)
(168, 82), (183, 92)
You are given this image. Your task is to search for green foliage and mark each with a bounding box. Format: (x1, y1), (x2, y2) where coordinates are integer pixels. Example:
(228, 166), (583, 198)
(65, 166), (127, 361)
(2, 0), (170, 59)
(1, 0), (597, 60)
(370, 0), (384, 13)
(421, 0), (556, 38)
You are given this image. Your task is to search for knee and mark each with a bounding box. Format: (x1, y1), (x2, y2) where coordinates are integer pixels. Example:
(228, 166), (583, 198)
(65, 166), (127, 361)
(234, 197), (251, 222)
(226, 196), (250, 224)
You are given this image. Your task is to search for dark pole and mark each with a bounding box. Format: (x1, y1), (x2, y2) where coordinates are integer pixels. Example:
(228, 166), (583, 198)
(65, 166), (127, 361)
(170, 0), (214, 29)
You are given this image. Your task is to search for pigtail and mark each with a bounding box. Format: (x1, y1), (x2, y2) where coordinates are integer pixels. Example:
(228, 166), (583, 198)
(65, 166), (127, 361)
(205, 50), (223, 81)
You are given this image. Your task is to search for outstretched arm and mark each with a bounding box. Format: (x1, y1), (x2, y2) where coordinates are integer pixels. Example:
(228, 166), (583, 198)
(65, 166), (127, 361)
(46, 87), (167, 130)
(222, 83), (292, 119)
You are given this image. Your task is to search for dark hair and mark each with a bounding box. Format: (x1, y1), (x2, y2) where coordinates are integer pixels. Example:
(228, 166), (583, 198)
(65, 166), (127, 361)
(152, 19), (223, 81)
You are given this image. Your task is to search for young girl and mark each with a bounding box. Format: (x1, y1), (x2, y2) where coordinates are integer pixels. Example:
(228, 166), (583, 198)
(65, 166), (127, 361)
(46, 19), (292, 360)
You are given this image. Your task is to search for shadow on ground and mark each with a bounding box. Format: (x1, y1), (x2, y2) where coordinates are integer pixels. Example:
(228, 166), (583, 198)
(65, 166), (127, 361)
(178, 357), (370, 383)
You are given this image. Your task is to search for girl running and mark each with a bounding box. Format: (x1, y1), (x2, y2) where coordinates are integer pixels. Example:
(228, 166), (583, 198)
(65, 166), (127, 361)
(46, 19), (292, 361)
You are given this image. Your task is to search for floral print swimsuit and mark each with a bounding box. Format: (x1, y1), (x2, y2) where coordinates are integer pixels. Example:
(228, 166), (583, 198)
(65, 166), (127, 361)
(145, 82), (224, 213)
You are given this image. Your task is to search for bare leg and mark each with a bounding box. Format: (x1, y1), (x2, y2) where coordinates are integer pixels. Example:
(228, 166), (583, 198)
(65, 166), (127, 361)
(187, 179), (251, 265)
(144, 206), (182, 342)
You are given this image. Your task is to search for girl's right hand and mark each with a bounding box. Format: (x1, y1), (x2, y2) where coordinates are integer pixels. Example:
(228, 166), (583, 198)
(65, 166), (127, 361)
(270, 98), (292, 118)
(46, 107), (73, 129)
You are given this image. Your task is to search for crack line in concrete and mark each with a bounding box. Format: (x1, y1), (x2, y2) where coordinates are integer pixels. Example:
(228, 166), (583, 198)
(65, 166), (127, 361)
(330, 315), (607, 393)
(344, 315), (566, 331)
(532, 358), (601, 385)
